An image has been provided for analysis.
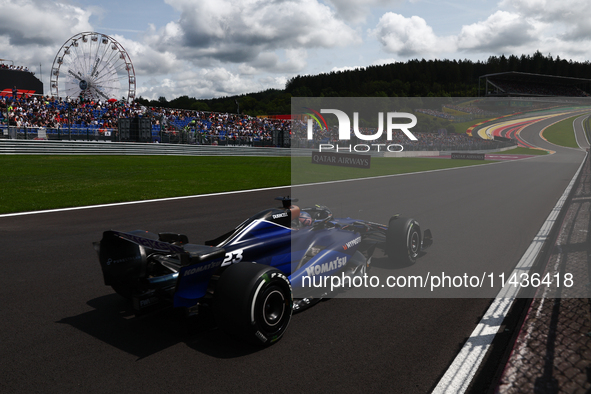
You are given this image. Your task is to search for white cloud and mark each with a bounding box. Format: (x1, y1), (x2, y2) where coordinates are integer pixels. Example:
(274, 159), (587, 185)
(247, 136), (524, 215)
(500, 0), (584, 23)
(0, 0), (96, 80)
(456, 11), (537, 52)
(136, 63), (287, 100)
(118, 38), (181, 76)
(371, 58), (398, 66)
(370, 13), (455, 57)
(155, 0), (361, 64)
(130, 0), (364, 99)
(500, 0), (591, 41)
(0, 0), (92, 46)
(331, 65), (359, 72)
(324, 0), (404, 24)
(370, 7), (561, 58)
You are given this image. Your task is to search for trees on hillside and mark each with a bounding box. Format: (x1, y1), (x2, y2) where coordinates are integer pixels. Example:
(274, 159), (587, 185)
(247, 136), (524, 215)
(137, 52), (591, 115)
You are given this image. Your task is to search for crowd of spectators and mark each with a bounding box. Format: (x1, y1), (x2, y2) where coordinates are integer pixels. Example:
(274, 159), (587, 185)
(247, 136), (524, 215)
(399, 130), (504, 151)
(1, 94), (142, 129)
(442, 104), (497, 117)
(416, 105), (499, 120)
(291, 119), (509, 151)
(415, 108), (456, 120)
(1, 93), (511, 150)
(185, 112), (289, 141)
(0, 63), (34, 74)
(0, 94), (291, 141)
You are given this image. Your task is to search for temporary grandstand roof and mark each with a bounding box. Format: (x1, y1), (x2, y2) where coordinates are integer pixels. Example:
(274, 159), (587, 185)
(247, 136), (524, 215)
(479, 71), (591, 97)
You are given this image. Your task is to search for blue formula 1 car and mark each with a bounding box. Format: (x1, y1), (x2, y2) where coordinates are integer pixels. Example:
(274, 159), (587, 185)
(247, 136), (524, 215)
(94, 197), (432, 345)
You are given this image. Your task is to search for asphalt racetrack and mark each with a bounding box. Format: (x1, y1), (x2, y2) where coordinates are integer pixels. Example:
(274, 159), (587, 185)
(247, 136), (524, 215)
(1, 112), (588, 393)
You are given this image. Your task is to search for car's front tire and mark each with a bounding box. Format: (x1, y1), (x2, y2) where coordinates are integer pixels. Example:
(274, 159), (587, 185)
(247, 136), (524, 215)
(214, 262), (293, 346)
(386, 216), (421, 265)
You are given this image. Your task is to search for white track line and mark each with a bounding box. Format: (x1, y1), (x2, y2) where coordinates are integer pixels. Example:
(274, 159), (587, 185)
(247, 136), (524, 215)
(431, 151), (588, 394)
(574, 114), (591, 149)
(0, 185), (290, 218)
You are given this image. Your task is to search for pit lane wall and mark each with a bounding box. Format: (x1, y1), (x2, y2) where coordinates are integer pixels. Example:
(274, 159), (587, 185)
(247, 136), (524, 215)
(0, 139), (296, 157)
(0, 139), (518, 158)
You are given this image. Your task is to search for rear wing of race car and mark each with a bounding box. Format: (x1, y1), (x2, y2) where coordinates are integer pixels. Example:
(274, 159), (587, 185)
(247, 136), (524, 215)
(94, 230), (226, 308)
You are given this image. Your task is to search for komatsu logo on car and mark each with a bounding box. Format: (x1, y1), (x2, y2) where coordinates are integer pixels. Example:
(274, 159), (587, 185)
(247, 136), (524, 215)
(305, 256), (347, 276)
(183, 261), (222, 276)
(343, 236), (361, 250)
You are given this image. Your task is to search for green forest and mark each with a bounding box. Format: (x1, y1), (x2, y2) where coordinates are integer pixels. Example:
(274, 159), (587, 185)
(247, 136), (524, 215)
(136, 51), (591, 116)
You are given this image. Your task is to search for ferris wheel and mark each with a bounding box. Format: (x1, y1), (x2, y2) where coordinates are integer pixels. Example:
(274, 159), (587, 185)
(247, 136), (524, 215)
(50, 32), (136, 102)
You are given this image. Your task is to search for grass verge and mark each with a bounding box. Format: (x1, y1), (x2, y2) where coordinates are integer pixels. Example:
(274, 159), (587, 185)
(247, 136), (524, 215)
(543, 115), (582, 148)
(501, 147), (549, 155)
(451, 118), (493, 134)
(292, 156), (493, 184)
(1, 154), (501, 214)
(0, 155), (290, 214)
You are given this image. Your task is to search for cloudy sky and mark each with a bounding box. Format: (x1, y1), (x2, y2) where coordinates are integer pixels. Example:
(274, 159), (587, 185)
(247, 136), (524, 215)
(1, 0), (591, 100)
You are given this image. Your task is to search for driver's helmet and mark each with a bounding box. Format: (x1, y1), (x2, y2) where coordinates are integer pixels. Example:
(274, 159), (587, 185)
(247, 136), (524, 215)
(299, 211), (313, 227)
(289, 205), (300, 221)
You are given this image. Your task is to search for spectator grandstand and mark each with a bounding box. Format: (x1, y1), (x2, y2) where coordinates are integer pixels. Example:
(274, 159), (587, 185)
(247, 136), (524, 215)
(0, 61), (43, 97)
(1, 93), (514, 151)
(1, 95), (141, 129)
(149, 107), (290, 142)
(442, 104), (497, 117)
(415, 109), (455, 120)
(479, 71), (591, 97)
(290, 119), (514, 151)
(0, 94), (291, 144)
(1, 85), (533, 153)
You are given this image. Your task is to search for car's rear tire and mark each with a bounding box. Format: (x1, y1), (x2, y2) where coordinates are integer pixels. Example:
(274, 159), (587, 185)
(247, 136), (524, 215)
(386, 217), (421, 265)
(214, 263), (293, 346)
(110, 280), (134, 299)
